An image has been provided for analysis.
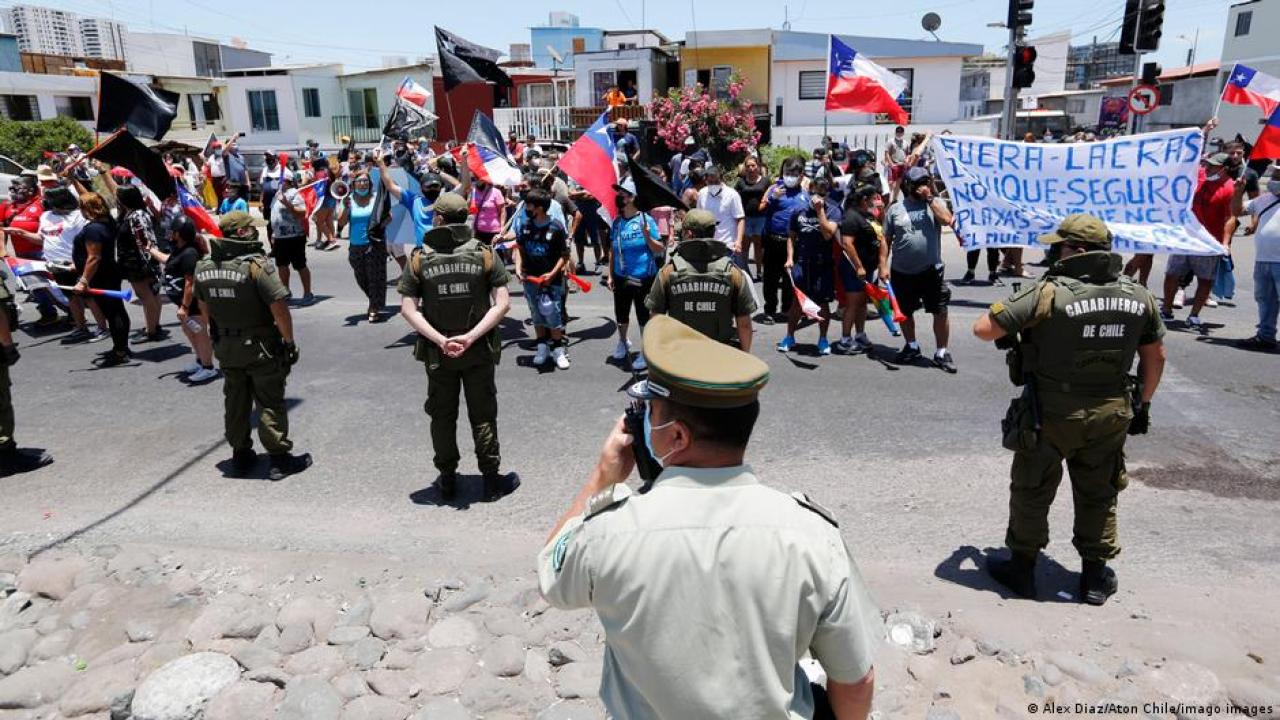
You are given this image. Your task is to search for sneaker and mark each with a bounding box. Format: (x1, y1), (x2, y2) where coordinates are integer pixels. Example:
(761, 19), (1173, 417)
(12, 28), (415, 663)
(267, 452), (312, 481)
(961, 270), (975, 284)
(895, 344), (922, 363)
(817, 338), (831, 356)
(62, 327), (91, 344)
(854, 333), (873, 351)
(759, 314), (775, 325)
(98, 350), (131, 367)
(611, 339), (631, 361)
(88, 327), (110, 343)
(575, 262), (587, 275)
(1187, 314), (1203, 329)
(835, 337), (855, 353)
(552, 346), (570, 370)
(777, 336), (795, 353)
(1236, 335), (1279, 351)
(533, 343), (550, 365)
(180, 360), (203, 375)
(988, 272), (1002, 285)
(482, 471), (518, 502)
(934, 350), (957, 374)
(300, 293), (316, 306)
(1159, 309), (1175, 322)
(0, 448), (54, 477)
(188, 366), (220, 383)
(631, 354), (647, 371)
(1172, 289), (1185, 309)
(34, 314), (62, 328)
(1205, 297), (1219, 308)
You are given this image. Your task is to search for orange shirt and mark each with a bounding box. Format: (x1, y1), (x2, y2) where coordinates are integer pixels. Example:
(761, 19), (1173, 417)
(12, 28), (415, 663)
(603, 89), (625, 108)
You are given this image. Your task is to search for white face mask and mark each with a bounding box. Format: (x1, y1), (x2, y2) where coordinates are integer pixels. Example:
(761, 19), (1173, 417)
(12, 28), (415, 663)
(783, 175), (800, 189)
(708, 183), (722, 195)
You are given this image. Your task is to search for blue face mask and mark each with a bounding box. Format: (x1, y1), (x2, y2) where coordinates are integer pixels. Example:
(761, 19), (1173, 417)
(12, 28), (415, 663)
(643, 403), (676, 468)
(354, 186), (371, 197)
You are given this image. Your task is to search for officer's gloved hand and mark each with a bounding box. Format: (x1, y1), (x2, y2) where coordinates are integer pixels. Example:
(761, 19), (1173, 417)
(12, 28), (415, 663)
(1128, 403), (1150, 435)
(1, 344), (19, 367)
(282, 341), (300, 367)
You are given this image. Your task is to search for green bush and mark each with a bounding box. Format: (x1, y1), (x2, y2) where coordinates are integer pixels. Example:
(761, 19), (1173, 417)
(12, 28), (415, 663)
(758, 145), (810, 177)
(0, 117), (94, 169)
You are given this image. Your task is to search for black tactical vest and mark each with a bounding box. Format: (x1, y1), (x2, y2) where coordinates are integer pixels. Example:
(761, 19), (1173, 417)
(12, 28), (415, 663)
(193, 255), (275, 331)
(662, 240), (738, 344)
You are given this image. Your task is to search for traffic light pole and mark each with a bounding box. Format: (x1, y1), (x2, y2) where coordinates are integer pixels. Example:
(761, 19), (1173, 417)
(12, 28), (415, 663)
(1001, 24), (1023, 139)
(1127, 52), (1143, 135)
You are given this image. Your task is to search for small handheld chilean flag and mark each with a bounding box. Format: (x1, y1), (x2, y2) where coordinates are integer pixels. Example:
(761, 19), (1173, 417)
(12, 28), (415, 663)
(396, 77), (432, 108)
(297, 178), (328, 219)
(825, 35), (910, 125)
(1221, 63), (1280, 117)
(788, 271), (824, 321)
(558, 111), (620, 222)
(176, 182), (222, 237)
(1251, 106), (1280, 161)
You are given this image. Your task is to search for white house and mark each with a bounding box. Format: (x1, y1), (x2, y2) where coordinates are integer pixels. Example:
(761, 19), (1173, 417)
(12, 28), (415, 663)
(602, 30), (669, 51)
(0, 70), (96, 126)
(572, 47), (673, 106)
(337, 62), (436, 143)
(222, 64), (343, 153)
(1216, 0), (1280, 145)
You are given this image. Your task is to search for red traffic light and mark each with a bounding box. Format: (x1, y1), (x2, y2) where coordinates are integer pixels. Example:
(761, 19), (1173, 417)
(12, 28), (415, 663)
(1016, 46), (1038, 64)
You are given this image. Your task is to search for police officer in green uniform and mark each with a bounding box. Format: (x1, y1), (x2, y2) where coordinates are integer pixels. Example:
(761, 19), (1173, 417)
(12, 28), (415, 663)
(972, 213), (1166, 606)
(0, 270), (53, 476)
(194, 211), (312, 482)
(644, 208), (757, 350)
(539, 316), (879, 719)
(397, 193), (512, 502)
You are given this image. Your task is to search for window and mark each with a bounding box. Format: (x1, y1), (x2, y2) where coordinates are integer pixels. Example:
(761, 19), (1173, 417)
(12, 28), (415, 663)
(54, 95), (94, 121)
(798, 70), (826, 100)
(518, 83), (557, 107)
(592, 70), (616, 102)
(0, 95), (39, 121)
(1235, 10), (1252, 37)
(711, 65), (733, 100)
(887, 68), (914, 117)
(247, 89), (279, 131)
(201, 93), (221, 122)
(617, 42), (637, 50)
(302, 88), (321, 118)
(1067, 98), (1086, 114)
(346, 88), (378, 129)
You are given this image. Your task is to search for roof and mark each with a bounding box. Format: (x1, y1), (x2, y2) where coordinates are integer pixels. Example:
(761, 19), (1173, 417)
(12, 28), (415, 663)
(340, 61), (433, 78)
(772, 30), (984, 61)
(603, 29), (671, 43)
(574, 46), (672, 61)
(224, 63), (342, 75)
(1098, 60), (1221, 86)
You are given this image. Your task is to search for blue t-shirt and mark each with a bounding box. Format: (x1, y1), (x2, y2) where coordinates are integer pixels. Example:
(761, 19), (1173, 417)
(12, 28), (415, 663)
(789, 204), (842, 265)
(399, 188), (436, 246)
(610, 212), (660, 280)
(765, 186), (811, 237)
(347, 196), (375, 246)
(218, 197), (248, 214)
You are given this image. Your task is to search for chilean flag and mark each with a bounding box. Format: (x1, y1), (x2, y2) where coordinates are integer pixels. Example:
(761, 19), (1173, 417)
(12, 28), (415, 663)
(557, 111), (619, 222)
(1251, 106), (1280, 161)
(176, 182), (222, 237)
(825, 35), (910, 125)
(396, 77), (432, 108)
(450, 143), (522, 187)
(1222, 63), (1280, 116)
(297, 178), (328, 219)
(788, 271), (824, 321)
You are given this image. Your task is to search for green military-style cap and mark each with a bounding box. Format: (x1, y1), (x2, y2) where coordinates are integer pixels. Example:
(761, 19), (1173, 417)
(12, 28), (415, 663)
(1037, 213), (1112, 250)
(682, 209), (717, 238)
(218, 210), (255, 236)
(433, 192), (469, 222)
(627, 315), (769, 408)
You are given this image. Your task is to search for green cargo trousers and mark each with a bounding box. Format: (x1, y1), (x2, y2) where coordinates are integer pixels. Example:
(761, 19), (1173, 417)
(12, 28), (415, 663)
(1006, 392), (1132, 562)
(222, 359), (293, 455)
(0, 363), (13, 451)
(424, 353), (500, 476)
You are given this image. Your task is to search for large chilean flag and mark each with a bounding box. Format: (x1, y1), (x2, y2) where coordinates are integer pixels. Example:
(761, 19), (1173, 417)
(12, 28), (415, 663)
(557, 111), (619, 222)
(825, 35), (910, 125)
(1251, 106), (1280, 161)
(1222, 63), (1280, 117)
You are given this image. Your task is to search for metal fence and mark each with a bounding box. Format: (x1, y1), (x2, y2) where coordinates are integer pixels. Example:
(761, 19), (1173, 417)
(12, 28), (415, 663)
(331, 114), (391, 144)
(492, 107), (572, 141)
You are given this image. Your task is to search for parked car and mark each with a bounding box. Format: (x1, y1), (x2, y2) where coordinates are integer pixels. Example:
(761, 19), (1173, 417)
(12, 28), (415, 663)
(0, 155), (31, 197)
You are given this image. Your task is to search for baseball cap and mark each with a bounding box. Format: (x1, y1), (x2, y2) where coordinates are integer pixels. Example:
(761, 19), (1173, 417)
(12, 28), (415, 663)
(905, 166), (930, 184)
(1204, 152), (1229, 167)
(432, 192), (469, 222)
(613, 177), (637, 196)
(1037, 213), (1112, 249)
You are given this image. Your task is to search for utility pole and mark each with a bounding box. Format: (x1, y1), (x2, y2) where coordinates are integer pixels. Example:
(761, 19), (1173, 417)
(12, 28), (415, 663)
(1002, 0), (1034, 139)
(1002, 25), (1019, 139)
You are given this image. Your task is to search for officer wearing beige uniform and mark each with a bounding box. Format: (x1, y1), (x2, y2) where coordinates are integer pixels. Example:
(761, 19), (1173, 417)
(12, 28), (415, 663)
(539, 316), (878, 719)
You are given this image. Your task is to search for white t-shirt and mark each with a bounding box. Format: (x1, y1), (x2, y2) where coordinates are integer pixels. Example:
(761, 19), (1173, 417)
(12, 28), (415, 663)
(1246, 193), (1280, 263)
(696, 184), (745, 248)
(38, 209), (85, 265)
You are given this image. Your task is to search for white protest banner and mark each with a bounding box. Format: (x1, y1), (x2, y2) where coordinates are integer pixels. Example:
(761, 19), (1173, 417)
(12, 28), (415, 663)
(932, 129), (1225, 256)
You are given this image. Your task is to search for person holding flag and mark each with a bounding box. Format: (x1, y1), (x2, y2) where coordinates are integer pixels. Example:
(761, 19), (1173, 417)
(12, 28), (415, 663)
(268, 171), (315, 305)
(513, 188), (572, 370)
(779, 177), (840, 355)
(758, 157), (811, 323)
(837, 184), (889, 353)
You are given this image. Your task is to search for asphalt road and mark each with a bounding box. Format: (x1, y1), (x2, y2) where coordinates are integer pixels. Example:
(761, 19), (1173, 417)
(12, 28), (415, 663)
(3, 225), (1278, 673)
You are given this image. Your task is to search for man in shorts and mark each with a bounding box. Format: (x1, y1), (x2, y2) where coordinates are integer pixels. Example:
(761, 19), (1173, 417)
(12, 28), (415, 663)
(885, 167), (956, 372)
(269, 171), (314, 304)
(1161, 153), (1234, 328)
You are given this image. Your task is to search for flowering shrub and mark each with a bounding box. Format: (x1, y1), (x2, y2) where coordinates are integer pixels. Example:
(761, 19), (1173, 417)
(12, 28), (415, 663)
(652, 74), (761, 167)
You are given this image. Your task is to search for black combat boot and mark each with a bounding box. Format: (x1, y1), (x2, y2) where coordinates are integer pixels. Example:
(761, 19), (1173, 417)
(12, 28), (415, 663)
(230, 448), (257, 477)
(482, 472), (518, 502)
(0, 448), (53, 477)
(987, 550), (1037, 599)
(1079, 560), (1118, 606)
(267, 452), (313, 481)
(436, 472), (458, 501)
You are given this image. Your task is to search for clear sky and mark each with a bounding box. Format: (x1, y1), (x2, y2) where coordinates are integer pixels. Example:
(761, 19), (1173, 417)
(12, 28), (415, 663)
(34, 0), (1237, 73)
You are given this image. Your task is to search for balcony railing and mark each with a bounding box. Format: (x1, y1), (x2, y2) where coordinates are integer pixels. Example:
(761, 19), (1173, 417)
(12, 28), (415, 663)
(494, 105), (653, 142)
(332, 114), (391, 144)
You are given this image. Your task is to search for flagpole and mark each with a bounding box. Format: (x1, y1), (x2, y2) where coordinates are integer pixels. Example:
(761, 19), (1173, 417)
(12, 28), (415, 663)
(1211, 62), (1235, 123)
(443, 86), (460, 145)
(824, 34), (831, 145)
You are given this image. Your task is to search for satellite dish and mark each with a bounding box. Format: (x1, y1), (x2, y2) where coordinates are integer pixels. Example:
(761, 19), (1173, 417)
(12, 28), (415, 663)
(922, 12), (942, 32)
(547, 45), (564, 64)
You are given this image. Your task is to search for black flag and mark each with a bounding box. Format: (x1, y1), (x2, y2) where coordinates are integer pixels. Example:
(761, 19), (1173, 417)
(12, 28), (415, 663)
(96, 71), (179, 141)
(435, 26), (512, 92)
(87, 129), (174, 199)
(626, 155), (687, 212)
(381, 97), (436, 141)
(465, 110), (513, 162)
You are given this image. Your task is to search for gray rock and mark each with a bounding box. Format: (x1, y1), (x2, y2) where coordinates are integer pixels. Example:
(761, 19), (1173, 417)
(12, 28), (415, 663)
(29, 628), (72, 661)
(883, 610), (937, 655)
(278, 622), (315, 655)
(332, 671), (369, 700)
(130, 652), (241, 720)
(0, 659), (76, 709)
(976, 638), (1001, 656)
(482, 636), (525, 678)
(17, 556), (91, 600)
(35, 614), (60, 635)
(126, 620), (159, 643)
(245, 667), (291, 688)
(364, 669), (419, 700)
(138, 641), (191, 674)
(1046, 652), (1110, 686)
(255, 622), (281, 650)
(441, 588), (487, 613)
(345, 637), (386, 670)
(1115, 657), (1143, 679)
(924, 707), (962, 720)
(1023, 674), (1047, 698)
(554, 663), (600, 700)
(428, 617), (478, 649)
(68, 609), (93, 630)
(328, 626), (370, 646)
(275, 675), (341, 720)
(369, 593), (431, 641)
(381, 647), (416, 671)
(107, 550), (159, 582)
(950, 638), (977, 666)
(92, 640), (149, 668)
(186, 594), (260, 647)
(341, 694), (411, 720)
(276, 596), (339, 642)
(229, 641), (281, 671)
(282, 645), (346, 680)
(535, 700), (600, 720)
(1040, 663), (1064, 686)
(458, 674), (536, 713)
(222, 606), (275, 641)
(339, 597), (374, 629)
(205, 680), (279, 720)
(412, 697), (474, 720)
(59, 659), (139, 716)
(524, 649), (552, 686)
(535, 615), (584, 645)
(1144, 661), (1221, 705)
(1226, 679), (1280, 719)
(111, 688), (135, 720)
(482, 608), (528, 638)
(0, 572), (16, 596)
(413, 648), (475, 696)
(0, 629), (37, 674)
(547, 642), (586, 668)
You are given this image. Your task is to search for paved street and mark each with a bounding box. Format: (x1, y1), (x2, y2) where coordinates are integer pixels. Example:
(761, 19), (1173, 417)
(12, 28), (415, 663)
(3, 227), (1278, 716)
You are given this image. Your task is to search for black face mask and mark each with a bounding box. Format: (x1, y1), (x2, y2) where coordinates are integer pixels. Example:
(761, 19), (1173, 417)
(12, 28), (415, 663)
(424, 188), (441, 202)
(518, 190), (529, 201)
(617, 198), (631, 212)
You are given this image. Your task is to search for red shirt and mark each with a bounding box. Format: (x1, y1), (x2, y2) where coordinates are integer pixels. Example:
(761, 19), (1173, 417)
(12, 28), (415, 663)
(0, 198), (45, 257)
(1191, 169), (1236, 244)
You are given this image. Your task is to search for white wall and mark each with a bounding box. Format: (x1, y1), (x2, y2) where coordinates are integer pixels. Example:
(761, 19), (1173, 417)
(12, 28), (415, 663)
(772, 55), (964, 127)
(1025, 31), (1070, 98)
(225, 74), (301, 151)
(603, 32), (662, 50)
(573, 51), (661, 106)
(1218, 1), (1280, 149)
(292, 72), (343, 147)
(126, 32), (199, 76)
(339, 67), (436, 118)
(0, 71), (95, 127)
